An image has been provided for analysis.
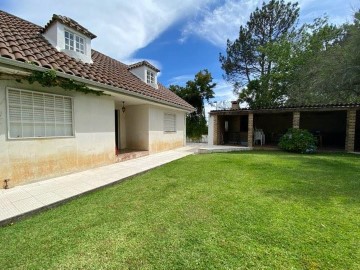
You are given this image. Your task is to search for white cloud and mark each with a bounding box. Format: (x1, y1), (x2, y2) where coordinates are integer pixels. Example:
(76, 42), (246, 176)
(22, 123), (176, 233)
(212, 79), (237, 102)
(181, 0), (262, 47)
(205, 79), (237, 116)
(167, 75), (194, 86)
(301, 0), (360, 25)
(5, 0), (212, 60)
(180, 0), (356, 47)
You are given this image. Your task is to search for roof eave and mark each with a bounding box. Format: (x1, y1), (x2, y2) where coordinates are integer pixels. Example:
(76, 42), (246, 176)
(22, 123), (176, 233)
(209, 104), (360, 115)
(0, 57), (194, 112)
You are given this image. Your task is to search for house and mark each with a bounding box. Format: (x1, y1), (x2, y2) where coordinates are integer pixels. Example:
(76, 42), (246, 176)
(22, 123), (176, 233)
(209, 102), (360, 152)
(0, 11), (194, 188)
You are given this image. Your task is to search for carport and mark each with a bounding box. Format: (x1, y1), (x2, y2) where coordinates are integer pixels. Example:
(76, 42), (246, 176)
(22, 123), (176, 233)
(209, 103), (360, 152)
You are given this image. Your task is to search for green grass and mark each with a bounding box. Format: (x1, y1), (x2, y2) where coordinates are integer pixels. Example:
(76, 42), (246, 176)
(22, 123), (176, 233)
(1, 152), (360, 269)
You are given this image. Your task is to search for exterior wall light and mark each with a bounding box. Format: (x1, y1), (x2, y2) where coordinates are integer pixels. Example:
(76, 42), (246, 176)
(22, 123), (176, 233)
(122, 101), (126, 113)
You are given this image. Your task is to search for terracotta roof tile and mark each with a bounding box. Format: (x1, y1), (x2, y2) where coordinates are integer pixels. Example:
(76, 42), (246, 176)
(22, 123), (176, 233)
(0, 10), (193, 111)
(211, 103), (360, 113)
(42, 14), (97, 39)
(128, 60), (160, 72)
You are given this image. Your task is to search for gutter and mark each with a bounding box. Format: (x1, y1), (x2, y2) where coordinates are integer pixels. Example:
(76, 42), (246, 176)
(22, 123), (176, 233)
(0, 57), (194, 113)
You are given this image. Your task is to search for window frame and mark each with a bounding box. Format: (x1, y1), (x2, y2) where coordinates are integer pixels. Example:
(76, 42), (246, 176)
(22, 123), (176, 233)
(146, 70), (155, 84)
(6, 87), (75, 140)
(64, 29), (85, 54)
(164, 113), (176, 133)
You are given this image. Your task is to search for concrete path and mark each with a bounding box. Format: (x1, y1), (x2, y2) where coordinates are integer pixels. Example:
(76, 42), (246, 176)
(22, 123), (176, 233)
(0, 145), (199, 225)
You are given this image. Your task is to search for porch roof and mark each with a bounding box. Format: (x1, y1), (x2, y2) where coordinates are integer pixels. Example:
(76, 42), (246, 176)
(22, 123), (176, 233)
(210, 103), (360, 115)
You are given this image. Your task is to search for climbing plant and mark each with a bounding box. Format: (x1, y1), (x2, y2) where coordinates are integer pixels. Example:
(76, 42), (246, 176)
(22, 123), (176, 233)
(26, 69), (105, 96)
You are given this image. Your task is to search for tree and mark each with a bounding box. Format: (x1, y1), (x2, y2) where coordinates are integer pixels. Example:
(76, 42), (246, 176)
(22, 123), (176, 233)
(285, 13), (360, 103)
(263, 17), (345, 104)
(219, 0), (299, 108)
(170, 69), (216, 139)
(269, 14), (360, 104)
(171, 69), (216, 114)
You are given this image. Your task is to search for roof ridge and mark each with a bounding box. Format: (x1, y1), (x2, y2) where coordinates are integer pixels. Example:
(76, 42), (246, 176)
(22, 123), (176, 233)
(41, 14), (96, 39)
(128, 60), (160, 72)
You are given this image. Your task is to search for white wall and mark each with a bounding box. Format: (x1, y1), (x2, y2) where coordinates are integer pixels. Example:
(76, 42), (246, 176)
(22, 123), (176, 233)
(0, 80), (115, 187)
(43, 21), (93, 64)
(148, 106), (186, 153)
(120, 108), (127, 150)
(125, 104), (149, 150)
(208, 115), (214, 145)
(129, 66), (158, 89)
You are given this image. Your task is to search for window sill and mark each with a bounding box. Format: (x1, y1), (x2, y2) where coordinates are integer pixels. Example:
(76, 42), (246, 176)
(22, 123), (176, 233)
(7, 135), (75, 141)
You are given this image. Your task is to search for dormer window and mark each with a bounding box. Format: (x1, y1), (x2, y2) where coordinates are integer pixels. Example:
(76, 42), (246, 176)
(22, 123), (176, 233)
(42, 14), (96, 64)
(128, 60), (160, 89)
(147, 70), (155, 84)
(65, 30), (85, 54)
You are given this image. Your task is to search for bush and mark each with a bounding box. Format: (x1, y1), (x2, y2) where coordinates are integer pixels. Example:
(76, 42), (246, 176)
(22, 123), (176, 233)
(278, 128), (317, 154)
(186, 114), (208, 141)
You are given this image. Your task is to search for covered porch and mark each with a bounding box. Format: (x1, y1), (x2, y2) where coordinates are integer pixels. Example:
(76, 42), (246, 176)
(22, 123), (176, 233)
(209, 104), (360, 152)
(114, 96), (150, 157)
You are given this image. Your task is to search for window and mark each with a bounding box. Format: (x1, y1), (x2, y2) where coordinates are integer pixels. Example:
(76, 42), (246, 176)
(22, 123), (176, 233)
(164, 113), (176, 132)
(146, 70), (155, 84)
(65, 30), (85, 54)
(7, 88), (74, 139)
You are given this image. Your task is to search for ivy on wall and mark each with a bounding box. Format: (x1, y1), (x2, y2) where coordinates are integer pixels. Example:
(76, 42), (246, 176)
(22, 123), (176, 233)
(26, 69), (105, 96)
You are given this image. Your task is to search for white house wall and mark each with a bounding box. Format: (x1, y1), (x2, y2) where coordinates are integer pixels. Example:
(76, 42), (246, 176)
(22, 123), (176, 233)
(0, 80), (115, 187)
(128, 66), (158, 89)
(118, 107), (127, 150)
(43, 21), (93, 64)
(208, 115), (214, 145)
(125, 104), (149, 150)
(149, 106), (186, 153)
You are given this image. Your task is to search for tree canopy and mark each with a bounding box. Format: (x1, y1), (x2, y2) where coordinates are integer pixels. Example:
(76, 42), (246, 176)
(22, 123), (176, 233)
(220, 0), (360, 108)
(285, 15), (360, 104)
(220, 0), (299, 108)
(170, 69), (216, 139)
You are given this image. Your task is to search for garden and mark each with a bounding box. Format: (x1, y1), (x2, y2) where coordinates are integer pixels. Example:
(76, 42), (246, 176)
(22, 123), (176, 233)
(0, 151), (359, 269)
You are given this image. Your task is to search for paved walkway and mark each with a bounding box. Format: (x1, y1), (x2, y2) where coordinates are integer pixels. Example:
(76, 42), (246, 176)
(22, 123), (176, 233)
(0, 145), (199, 225)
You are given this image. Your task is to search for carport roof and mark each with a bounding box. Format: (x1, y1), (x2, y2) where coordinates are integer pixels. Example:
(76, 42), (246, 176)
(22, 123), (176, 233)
(210, 103), (360, 115)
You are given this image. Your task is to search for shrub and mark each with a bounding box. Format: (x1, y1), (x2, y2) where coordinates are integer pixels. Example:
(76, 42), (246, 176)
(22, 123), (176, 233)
(278, 128), (317, 154)
(186, 114), (208, 141)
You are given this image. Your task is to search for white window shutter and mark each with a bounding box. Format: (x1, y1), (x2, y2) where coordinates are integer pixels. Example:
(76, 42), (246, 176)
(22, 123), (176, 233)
(164, 113), (176, 132)
(7, 88), (74, 139)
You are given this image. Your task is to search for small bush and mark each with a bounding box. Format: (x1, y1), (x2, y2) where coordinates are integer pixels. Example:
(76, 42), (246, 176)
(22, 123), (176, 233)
(278, 128), (317, 154)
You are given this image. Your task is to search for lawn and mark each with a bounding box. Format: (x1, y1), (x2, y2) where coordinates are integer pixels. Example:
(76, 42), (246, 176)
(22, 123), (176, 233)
(1, 152), (359, 269)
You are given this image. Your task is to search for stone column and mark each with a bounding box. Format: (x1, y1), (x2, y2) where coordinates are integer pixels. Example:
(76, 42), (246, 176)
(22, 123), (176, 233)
(247, 113), (254, 148)
(293, 111), (300, 129)
(345, 109), (356, 152)
(213, 115), (219, 145)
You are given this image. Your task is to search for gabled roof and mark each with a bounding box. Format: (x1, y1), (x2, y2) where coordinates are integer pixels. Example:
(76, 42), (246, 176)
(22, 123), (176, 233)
(42, 14), (97, 39)
(128, 60), (160, 72)
(0, 10), (194, 111)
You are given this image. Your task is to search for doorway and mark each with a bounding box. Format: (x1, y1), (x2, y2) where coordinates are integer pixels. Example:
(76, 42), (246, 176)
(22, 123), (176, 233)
(115, 110), (120, 151)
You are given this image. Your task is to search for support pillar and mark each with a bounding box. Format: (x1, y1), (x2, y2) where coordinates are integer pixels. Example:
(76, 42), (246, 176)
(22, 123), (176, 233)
(213, 115), (219, 145)
(345, 109), (356, 152)
(247, 113), (253, 148)
(293, 111), (300, 129)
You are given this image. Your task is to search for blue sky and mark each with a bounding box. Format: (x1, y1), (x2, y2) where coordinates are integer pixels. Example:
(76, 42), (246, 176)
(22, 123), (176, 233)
(1, 0), (359, 112)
